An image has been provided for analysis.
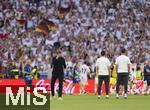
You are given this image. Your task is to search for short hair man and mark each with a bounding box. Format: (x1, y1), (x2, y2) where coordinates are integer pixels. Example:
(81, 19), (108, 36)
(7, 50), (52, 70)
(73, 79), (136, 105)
(96, 50), (111, 99)
(115, 48), (131, 99)
(51, 49), (66, 100)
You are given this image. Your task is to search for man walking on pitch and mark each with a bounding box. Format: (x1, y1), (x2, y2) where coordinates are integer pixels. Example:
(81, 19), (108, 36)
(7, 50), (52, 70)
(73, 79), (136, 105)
(51, 49), (66, 100)
(96, 50), (111, 99)
(115, 48), (131, 99)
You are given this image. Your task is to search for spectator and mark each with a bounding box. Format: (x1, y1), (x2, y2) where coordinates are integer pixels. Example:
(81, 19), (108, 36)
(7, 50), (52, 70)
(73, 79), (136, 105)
(0, 0), (149, 78)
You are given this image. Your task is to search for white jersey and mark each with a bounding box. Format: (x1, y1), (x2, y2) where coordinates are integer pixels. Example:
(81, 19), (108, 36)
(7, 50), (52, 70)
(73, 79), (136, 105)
(80, 64), (90, 84)
(80, 64), (90, 77)
(96, 57), (111, 75)
(115, 55), (131, 73)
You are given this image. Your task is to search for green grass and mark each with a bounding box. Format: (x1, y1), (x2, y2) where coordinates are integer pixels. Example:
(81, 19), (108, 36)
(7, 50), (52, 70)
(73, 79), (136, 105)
(1, 94), (150, 110)
(51, 94), (150, 110)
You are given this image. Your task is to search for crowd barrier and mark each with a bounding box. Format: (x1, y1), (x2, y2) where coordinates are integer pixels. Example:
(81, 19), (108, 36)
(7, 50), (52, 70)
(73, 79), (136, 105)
(0, 79), (149, 94)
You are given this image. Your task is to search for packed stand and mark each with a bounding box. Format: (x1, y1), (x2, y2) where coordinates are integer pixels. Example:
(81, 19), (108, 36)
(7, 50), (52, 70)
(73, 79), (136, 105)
(0, 0), (149, 79)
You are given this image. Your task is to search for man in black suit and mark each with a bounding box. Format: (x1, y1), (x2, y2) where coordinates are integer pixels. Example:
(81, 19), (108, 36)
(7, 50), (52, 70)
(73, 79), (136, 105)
(51, 49), (66, 100)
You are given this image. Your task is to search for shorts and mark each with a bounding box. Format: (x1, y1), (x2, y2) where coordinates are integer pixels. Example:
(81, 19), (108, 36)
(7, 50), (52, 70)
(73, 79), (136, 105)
(80, 76), (87, 85)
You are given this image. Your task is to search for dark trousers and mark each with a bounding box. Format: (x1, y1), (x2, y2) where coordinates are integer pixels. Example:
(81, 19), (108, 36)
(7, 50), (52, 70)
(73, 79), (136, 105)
(116, 73), (129, 94)
(98, 75), (110, 95)
(51, 74), (64, 97)
(144, 75), (150, 86)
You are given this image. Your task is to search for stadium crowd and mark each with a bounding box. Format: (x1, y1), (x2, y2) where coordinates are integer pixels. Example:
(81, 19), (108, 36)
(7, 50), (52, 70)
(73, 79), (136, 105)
(0, 0), (149, 78)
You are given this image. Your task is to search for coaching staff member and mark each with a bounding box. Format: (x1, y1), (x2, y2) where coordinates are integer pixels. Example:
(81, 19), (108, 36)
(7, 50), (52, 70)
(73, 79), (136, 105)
(115, 48), (131, 99)
(143, 60), (150, 95)
(96, 50), (111, 99)
(51, 49), (66, 100)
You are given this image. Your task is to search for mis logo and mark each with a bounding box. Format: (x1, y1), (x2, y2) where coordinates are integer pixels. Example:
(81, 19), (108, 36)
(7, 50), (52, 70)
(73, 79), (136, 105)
(5, 80), (49, 106)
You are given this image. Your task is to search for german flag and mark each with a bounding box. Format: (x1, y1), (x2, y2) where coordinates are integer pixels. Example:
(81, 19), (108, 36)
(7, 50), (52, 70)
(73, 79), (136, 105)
(58, 6), (71, 18)
(35, 24), (49, 35)
(16, 19), (26, 27)
(42, 19), (56, 31)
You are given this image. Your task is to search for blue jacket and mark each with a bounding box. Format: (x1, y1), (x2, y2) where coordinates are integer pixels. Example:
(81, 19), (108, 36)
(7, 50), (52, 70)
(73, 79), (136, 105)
(24, 64), (32, 73)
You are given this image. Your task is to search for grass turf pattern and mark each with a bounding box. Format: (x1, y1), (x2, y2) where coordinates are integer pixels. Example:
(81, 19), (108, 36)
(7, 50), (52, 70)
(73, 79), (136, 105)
(51, 94), (150, 110)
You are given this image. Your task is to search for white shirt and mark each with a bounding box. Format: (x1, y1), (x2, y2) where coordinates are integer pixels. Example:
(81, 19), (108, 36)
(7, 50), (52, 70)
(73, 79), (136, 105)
(80, 64), (90, 77)
(27, 20), (33, 28)
(115, 55), (131, 73)
(96, 57), (111, 75)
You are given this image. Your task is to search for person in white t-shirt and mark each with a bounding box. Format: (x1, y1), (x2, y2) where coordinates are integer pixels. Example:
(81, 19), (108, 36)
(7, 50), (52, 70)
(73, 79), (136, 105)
(96, 50), (111, 99)
(115, 48), (131, 99)
(79, 62), (90, 94)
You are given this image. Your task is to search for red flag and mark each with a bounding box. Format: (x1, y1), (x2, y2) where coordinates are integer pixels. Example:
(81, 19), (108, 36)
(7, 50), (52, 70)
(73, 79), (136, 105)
(16, 19), (26, 26)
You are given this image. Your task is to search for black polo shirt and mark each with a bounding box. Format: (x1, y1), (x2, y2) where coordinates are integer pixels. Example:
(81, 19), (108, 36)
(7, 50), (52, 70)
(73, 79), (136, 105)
(52, 56), (66, 76)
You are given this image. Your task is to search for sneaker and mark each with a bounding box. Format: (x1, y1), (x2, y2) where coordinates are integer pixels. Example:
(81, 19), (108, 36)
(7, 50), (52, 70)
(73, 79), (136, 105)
(50, 96), (56, 100)
(106, 95), (109, 99)
(58, 97), (63, 100)
(124, 94), (127, 99)
(116, 94), (119, 99)
(98, 95), (101, 99)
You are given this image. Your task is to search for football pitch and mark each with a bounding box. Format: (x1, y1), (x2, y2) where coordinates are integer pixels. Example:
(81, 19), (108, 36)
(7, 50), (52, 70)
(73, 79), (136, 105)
(1, 94), (150, 110)
(51, 94), (150, 110)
